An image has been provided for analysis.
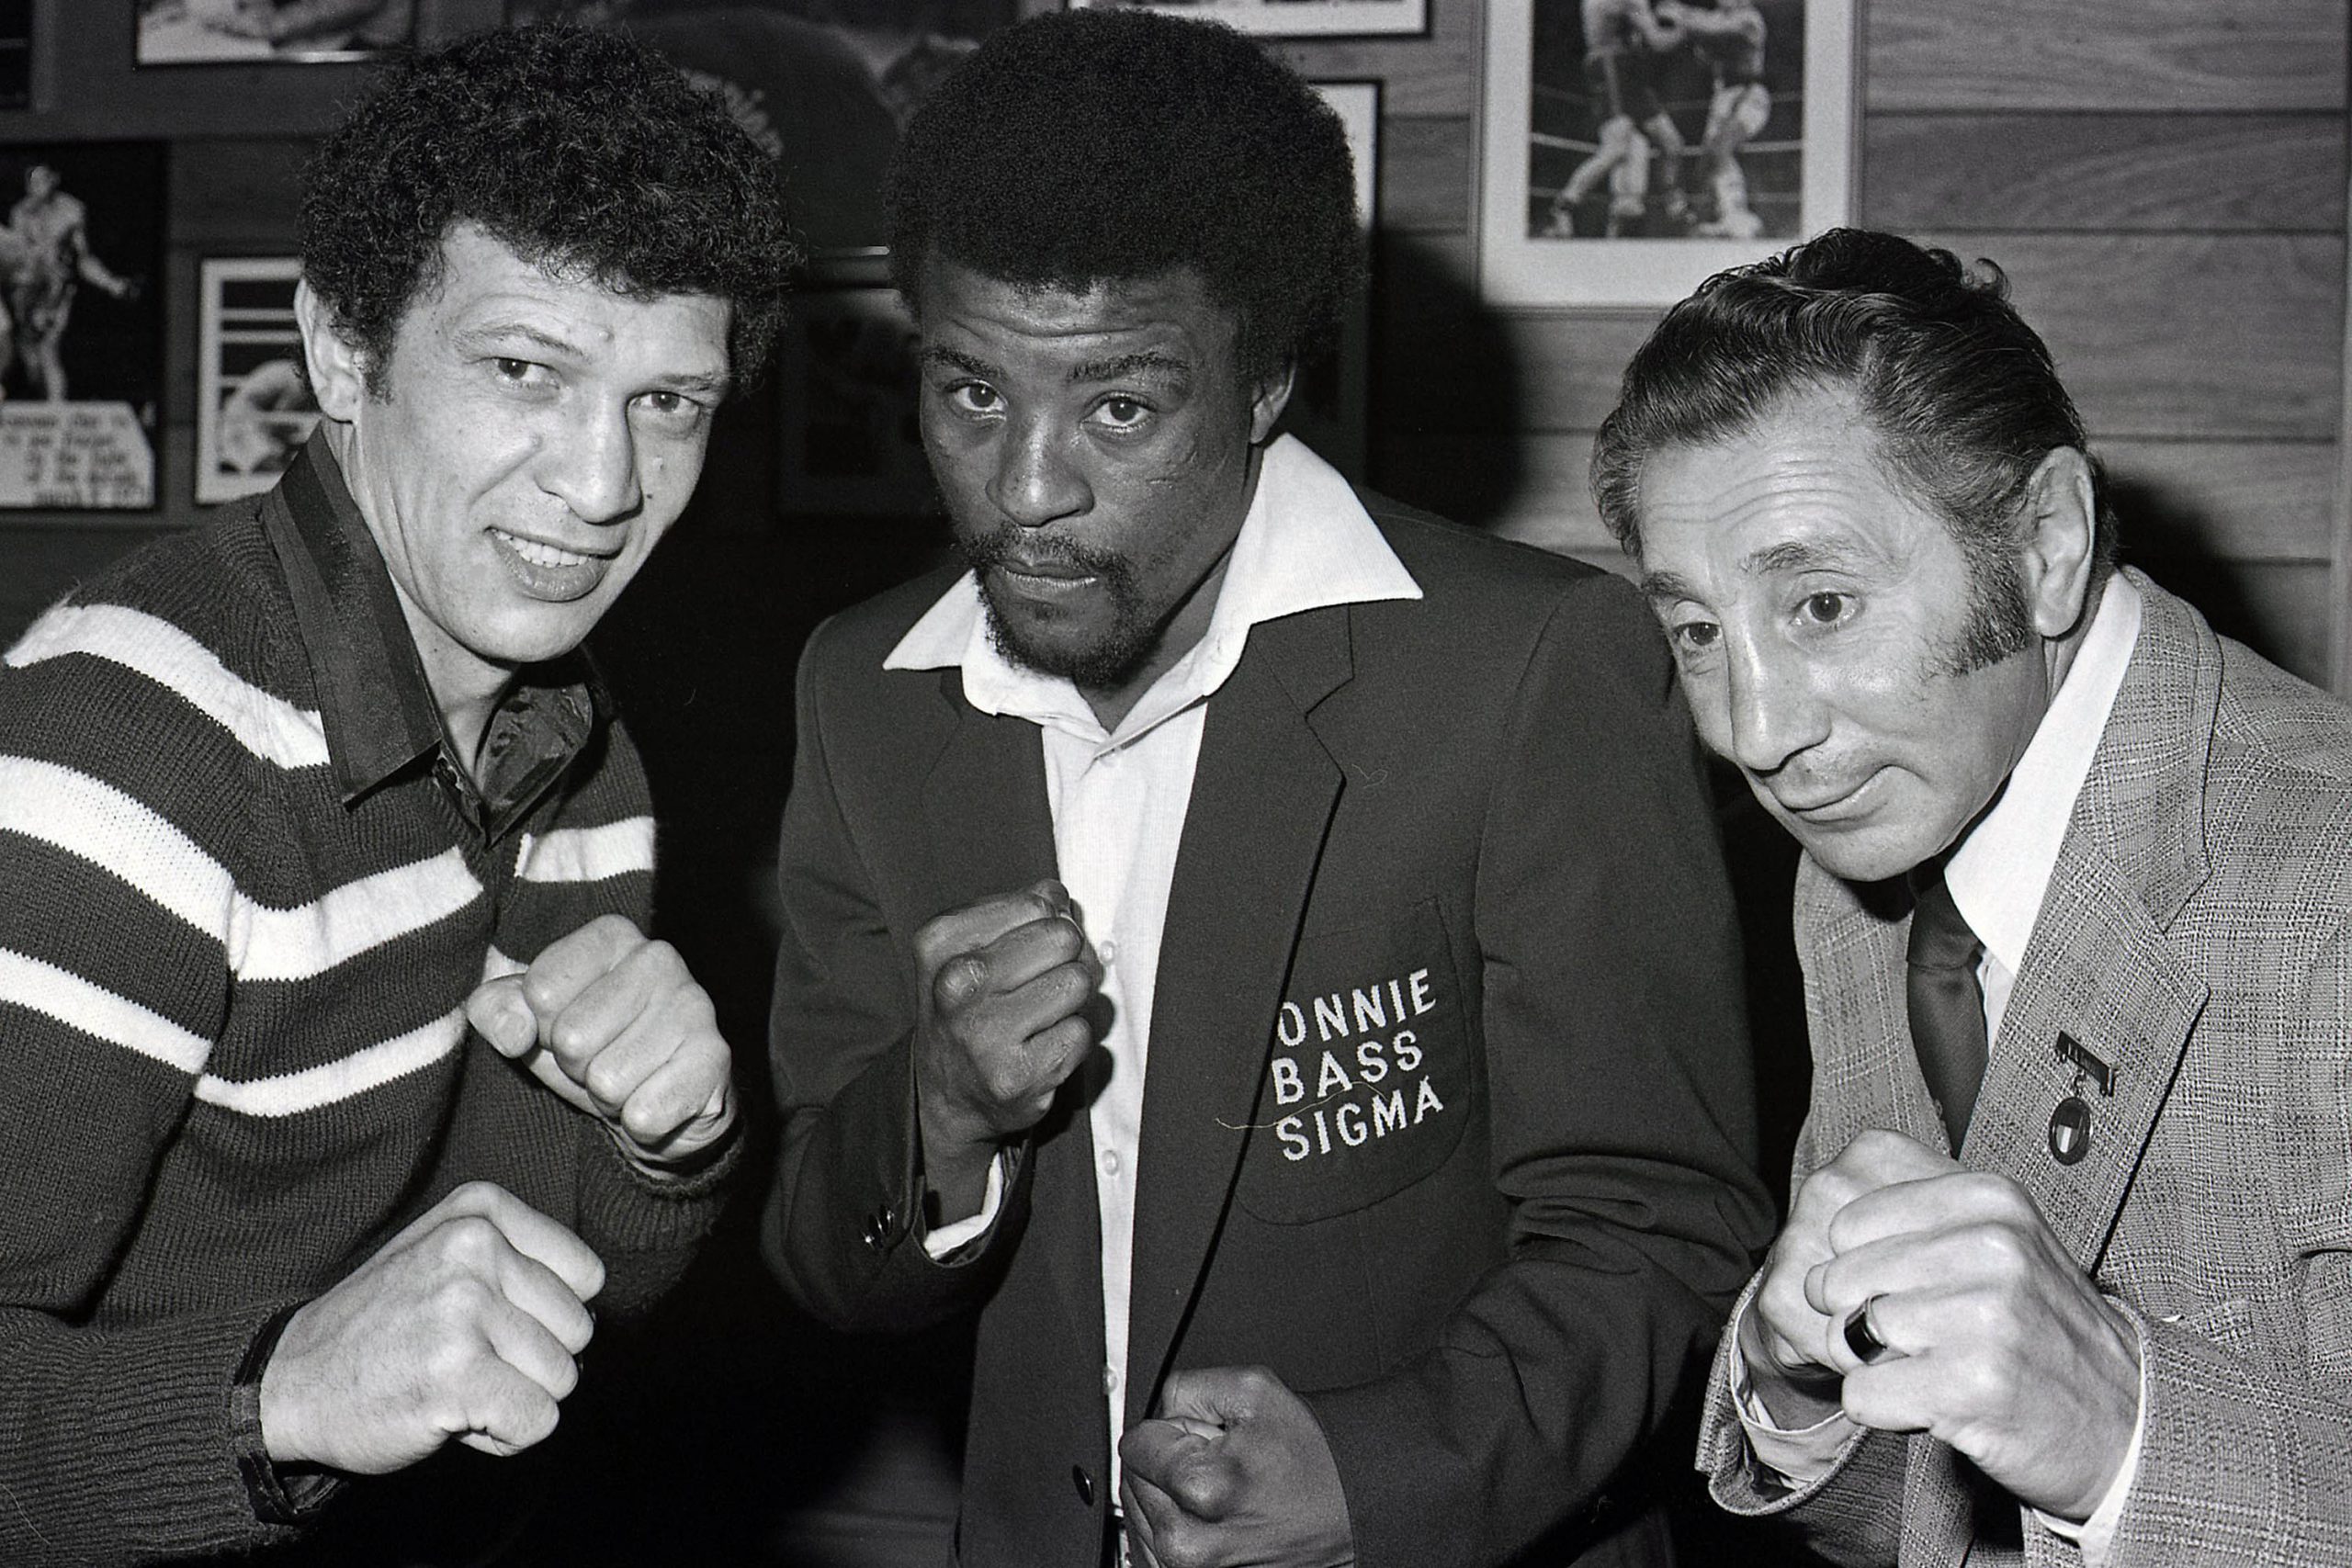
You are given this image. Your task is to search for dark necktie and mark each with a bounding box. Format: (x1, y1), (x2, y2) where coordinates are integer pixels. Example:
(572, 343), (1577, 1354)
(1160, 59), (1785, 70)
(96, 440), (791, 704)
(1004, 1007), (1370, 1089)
(1907, 870), (1989, 1149)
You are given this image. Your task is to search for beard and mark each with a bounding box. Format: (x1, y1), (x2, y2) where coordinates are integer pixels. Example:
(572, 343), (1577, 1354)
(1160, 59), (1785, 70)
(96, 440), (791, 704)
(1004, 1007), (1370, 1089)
(954, 523), (1168, 693)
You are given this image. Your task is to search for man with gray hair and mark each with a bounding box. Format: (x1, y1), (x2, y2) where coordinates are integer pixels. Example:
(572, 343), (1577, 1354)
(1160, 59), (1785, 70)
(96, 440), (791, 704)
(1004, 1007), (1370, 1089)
(1595, 226), (2352, 1564)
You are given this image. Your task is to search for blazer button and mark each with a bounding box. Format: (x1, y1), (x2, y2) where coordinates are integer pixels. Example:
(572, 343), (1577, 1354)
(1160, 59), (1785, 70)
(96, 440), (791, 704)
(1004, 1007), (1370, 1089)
(1071, 1465), (1095, 1506)
(862, 1205), (895, 1250)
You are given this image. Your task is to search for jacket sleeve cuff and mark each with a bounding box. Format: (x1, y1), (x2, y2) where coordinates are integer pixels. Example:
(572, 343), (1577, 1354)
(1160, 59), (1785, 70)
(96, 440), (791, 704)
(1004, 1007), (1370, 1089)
(231, 1302), (343, 1527)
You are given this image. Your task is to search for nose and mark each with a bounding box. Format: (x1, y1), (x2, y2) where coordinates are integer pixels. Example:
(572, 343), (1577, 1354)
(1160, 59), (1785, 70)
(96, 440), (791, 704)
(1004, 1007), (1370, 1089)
(1723, 632), (1828, 777)
(987, 412), (1090, 529)
(539, 400), (643, 525)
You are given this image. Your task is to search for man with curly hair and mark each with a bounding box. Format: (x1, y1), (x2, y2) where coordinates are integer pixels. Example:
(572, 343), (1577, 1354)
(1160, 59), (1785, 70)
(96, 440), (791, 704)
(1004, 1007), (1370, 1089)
(762, 12), (1771, 1567)
(0, 25), (792, 1562)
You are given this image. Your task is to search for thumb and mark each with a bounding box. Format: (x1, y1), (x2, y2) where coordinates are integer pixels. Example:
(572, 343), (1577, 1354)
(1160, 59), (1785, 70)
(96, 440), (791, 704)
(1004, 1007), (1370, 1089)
(1153, 1367), (1248, 1430)
(466, 976), (539, 1058)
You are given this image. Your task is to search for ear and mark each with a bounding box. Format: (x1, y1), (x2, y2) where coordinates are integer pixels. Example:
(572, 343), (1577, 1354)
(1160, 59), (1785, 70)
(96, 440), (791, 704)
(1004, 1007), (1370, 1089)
(293, 277), (371, 423)
(2019, 446), (2098, 639)
(1247, 359), (1296, 446)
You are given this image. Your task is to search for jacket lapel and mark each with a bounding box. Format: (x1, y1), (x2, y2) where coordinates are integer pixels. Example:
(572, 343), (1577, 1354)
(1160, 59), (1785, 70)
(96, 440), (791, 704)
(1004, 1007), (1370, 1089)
(1962, 574), (2215, 1274)
(917, 673), (1110, 1327)
(1125, 607), (1351, 1422)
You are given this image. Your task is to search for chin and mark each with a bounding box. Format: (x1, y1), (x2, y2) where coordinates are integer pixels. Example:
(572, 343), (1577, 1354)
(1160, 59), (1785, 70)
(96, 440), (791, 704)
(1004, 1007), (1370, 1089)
(1778, 817), (1937, 886)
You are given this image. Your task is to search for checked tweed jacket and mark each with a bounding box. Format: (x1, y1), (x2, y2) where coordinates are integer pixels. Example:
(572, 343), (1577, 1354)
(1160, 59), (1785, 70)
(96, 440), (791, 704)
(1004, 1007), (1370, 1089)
(1697, 570), (2352, 1567)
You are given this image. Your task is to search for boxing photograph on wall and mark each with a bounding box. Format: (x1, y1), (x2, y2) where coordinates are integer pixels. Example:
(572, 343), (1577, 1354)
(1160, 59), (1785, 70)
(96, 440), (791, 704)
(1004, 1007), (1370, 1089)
(0, 142), (164, 513)
(195, 257), (322, 505)
(1479, 0), (1855, 307)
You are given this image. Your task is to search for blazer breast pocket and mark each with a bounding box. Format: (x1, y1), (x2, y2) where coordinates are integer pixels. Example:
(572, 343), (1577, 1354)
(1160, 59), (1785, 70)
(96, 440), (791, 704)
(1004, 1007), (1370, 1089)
(1233, 897), (1473, 1225)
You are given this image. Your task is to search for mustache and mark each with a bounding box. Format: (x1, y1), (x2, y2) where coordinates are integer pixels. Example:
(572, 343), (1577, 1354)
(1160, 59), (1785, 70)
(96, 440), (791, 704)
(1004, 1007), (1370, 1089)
(954, 525), (1126, 581)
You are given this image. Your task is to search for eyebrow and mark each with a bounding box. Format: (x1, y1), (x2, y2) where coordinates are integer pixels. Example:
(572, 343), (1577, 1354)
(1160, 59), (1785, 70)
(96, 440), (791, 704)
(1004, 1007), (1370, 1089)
(1639, 539), (1860, 603)
(922, 345), (998, 378)
(1066, 350), (1192, 386)
(458, 321), (729, 397)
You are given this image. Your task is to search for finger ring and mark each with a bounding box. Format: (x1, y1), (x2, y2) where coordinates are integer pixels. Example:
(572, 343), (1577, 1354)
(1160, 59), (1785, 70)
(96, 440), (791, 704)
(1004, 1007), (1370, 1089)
(1843, 1297), (1893, 1364)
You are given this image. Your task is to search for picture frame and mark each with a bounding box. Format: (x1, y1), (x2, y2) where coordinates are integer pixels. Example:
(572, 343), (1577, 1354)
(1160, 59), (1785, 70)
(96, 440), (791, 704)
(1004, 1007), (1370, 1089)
(1067, 0), (1426, 39)
(0, 141), (166, 513)
(775, 284), (933, 517)
(506, 1), (1033, 264)
(1478, 0), (1856, 309)
(0, 0), (32, 110)
(196, 257), (322, 505)
(134, 0), (416, 66)
(1280, 80), (1377, 480)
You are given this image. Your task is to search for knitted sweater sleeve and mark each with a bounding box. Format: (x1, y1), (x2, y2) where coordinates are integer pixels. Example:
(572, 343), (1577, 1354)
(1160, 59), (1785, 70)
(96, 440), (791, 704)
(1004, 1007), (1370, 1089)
(0, 600), (313, 1562)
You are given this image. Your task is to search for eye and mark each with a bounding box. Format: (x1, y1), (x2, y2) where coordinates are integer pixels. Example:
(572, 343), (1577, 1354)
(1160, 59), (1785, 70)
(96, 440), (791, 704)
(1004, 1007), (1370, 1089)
(633, 388), (708, 430)
(1089, 396), (1152, 433)
(945, 381), (1002, 416)
(1668, 618), (1721, 654)
(1798, 592), (1851, 626)
(492, 356), (535, 381)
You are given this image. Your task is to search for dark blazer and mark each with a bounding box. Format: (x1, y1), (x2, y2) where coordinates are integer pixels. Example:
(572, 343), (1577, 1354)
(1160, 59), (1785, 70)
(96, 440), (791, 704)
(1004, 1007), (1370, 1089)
(764, 497), (1774, 1568)
(1697, 573), (2352, 1566)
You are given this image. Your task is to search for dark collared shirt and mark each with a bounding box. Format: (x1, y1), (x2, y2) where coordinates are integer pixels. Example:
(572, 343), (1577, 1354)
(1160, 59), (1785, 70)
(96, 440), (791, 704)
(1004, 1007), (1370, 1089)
(261, 431), (605, 845)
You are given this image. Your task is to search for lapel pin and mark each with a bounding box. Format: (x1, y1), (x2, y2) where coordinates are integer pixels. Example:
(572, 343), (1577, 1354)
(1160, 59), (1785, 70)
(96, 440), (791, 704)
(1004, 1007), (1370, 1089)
(2048, 1032), (2115, 1167)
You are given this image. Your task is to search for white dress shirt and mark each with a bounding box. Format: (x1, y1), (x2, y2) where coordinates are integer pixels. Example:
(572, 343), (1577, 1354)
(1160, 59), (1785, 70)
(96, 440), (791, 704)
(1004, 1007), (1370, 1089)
(1736, 572), (2148, 1561)
(886, 434), (1421, 1491)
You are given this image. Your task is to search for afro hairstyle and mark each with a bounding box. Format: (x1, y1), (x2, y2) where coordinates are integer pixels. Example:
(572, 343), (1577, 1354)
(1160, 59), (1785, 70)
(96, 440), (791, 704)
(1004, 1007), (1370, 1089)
(886, 7), (1364, 383)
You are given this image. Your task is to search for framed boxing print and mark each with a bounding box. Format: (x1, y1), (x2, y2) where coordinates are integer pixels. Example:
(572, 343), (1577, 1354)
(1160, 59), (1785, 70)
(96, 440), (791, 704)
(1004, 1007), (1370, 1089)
(1066, 0), (1425, 37)
(196, 257), (323, 505)
(1477, 0), (1856, 308)
(0, 141), (165, 513)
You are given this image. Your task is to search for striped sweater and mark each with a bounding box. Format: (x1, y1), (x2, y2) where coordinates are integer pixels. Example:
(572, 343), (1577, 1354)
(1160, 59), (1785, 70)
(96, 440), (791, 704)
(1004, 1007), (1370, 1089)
(0, 454), (730, 1562)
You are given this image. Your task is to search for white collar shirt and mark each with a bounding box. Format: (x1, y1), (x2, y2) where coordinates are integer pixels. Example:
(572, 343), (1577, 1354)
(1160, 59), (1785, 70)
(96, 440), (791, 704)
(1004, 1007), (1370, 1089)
(884, 434), (1421, 1483)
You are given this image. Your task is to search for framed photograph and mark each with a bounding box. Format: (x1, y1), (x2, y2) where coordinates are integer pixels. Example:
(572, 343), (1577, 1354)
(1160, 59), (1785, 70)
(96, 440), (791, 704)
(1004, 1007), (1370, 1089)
(775, 285), (933, 516)
(508, 1), (1030, 265)
(1478, 0), (1855, 308)
(196, 258), (323, 505)
(135, 0), (415, 64)
(1067, 0), (1425, 39)
(0, 0), (31, 110)
(1279, 80), (1377, 479)
(0, 143), (165, 513)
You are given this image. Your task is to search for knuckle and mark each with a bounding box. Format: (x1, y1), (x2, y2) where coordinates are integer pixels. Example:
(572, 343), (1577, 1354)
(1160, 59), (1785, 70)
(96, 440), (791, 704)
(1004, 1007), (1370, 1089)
(583, 1057), (633, 1107)
(435, 1213), (503, 1270)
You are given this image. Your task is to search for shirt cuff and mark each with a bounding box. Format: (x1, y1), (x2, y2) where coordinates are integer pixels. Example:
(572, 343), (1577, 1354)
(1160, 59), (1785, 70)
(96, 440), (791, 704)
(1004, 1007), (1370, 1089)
(921, 1149), (1007, 1260)
(1728, 1298), (1858, 1486)
(2030, 1330), (2148, 1565)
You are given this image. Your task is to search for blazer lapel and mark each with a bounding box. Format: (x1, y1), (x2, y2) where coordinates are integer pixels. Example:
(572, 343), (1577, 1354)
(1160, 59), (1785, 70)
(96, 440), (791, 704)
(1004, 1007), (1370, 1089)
(920, 670), (1058, 907)
(1963, 573), (2216, 1273)
(918, 674), (1111, 1328)
(1125, 608), (1351, 1422)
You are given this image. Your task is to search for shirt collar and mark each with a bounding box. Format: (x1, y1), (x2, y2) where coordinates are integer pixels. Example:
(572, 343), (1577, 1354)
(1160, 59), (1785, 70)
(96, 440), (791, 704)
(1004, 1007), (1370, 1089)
(261, 430), (604, 838)
(1945, 571), (2144, 976)
(883, 434), (1421, 744)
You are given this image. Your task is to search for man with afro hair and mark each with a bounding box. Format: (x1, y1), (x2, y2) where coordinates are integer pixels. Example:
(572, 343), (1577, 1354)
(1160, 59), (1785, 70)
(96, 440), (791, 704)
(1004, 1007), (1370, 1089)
(762, 11), (1771, 1567)
(0, 23), (790, 1562)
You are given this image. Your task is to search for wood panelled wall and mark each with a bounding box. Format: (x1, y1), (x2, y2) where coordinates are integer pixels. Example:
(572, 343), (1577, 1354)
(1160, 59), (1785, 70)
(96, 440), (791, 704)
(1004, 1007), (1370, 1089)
(1301, 0), (2352, 691)
(5, 0), (2347, 688)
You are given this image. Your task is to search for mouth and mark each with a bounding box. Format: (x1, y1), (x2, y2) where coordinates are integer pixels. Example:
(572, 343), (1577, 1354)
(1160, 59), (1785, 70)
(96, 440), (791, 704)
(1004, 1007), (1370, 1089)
(489, 527), (618, 603)
(1767, 768), (1883, 822)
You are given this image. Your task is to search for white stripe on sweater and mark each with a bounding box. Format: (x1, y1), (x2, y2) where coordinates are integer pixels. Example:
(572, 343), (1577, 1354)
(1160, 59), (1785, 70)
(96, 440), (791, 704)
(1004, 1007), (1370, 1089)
(230, 848), (485, 983)
(194, 1008), (467, 1117)
(0, 757), (235, 937)
(0, 947), (213, 1075)
(6, 603), (329, 770)
(514, 817), (655, 884)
